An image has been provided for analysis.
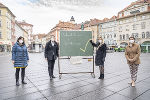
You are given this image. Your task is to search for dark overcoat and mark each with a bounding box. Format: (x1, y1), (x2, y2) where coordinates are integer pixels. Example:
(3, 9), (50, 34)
(90, 41), (107, 66)
(44, 40), (59, 60)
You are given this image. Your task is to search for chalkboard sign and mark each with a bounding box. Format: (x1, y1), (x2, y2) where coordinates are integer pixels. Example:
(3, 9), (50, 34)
(59, 30), (93, 56)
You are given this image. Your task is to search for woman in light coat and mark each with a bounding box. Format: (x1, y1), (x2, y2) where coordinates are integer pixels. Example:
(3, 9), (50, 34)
(125, 36), (141, 87)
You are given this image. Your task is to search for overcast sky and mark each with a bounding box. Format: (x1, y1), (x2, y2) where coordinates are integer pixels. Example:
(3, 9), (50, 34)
(1, 0), (137, 34)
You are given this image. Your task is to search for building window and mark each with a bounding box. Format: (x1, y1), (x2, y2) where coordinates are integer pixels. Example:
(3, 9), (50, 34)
(0, 20), (1, 27)
(119, 26), (122, 32)
(123, 34), (125, 40)
(126, 34), (129, 40)
(114, 34), (116, 38)
(119, 13), (122, 18)
(141, 22), (146, 29)
(132, 33), (138, 39)
(133, 24), (137, 30)
(146, 31), (150, 38)
(133, 17), (137, 22)
(126, 25), (129, 31)
(142, 15), (146, 20)
(120, 35), (122, 40)
(142, 32), (145, 38)
(107, 34), (109, 39)
(0, 31), (1, 38)
(110, 35), (112, 38)
(141, 7), (145, 12)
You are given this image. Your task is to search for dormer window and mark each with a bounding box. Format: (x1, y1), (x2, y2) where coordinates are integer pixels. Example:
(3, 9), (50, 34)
(119, 13), (122, 18)
(141, 7), (145, 12)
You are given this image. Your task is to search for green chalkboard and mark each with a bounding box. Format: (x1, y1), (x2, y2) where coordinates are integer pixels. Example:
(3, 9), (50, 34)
(59, 30), (93, 56)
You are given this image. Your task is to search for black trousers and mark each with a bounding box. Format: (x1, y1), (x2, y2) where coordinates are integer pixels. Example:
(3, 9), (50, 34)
(15, 68), (25, 82)
(48, 59), (55, 77)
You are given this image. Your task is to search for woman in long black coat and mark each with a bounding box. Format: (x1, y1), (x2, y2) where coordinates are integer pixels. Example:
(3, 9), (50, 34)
(90, 37), (107, 79)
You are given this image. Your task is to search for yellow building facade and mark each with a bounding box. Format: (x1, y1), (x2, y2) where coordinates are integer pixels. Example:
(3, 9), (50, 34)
(0, 3), (15, 52)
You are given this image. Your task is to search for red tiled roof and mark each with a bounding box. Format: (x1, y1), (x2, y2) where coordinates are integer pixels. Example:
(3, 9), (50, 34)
(18, 21), (33, 27)
(118, 0), (150, 13)
(73, 24), (81, 30)
(15, 21), (28, 33)
(89, 18), (102, 26)
(109, 16), (117, 20)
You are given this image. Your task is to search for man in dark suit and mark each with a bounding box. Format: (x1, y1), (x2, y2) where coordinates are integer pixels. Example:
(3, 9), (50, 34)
(45, 35), (59, 79)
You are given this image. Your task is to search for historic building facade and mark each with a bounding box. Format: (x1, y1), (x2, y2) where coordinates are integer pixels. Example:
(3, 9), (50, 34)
(0, 3), (15, 52)
(117, 0), (150, 52)
(98, 16), (117, 48)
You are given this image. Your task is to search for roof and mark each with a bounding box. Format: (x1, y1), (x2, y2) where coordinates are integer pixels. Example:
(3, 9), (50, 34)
(51, 21), (75, 30)
(15, 21), (28, 33)
(0, 2), (16, 17)
(118, 0), (150, 13)
(18, 21), (33, 27)
(89, 18), (102, 26)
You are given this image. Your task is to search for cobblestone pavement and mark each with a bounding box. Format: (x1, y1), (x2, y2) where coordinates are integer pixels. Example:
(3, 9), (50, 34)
(0, 52), (150, 100)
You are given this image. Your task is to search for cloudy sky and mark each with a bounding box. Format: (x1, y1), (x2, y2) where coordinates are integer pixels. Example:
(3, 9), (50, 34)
(1, 0), (137, 34)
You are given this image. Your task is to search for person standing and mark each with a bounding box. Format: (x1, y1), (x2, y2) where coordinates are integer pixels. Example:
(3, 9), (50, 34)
(90, 37), (107, 79)
(45, 36), (59, 79)
(12, 36), (29, 86)
(125, 36), (141, 87)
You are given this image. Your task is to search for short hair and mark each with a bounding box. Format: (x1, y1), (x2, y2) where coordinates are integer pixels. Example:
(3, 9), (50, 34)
(129, 36), (135, 40)
(17, 36), (25, 44)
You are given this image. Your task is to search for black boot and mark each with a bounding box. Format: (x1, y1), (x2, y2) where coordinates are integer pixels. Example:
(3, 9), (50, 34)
(16, 68), (20, 86)
(98, 74), (104, 79)
(98, 74), (102, 79)
(22, 80), (27, 84)
(101, 74), (104, 79)
(21, 68), (27, 84)
(50, 76), (53, 80)
(52, 75), (56, 78)
(16, 81), (20, 86)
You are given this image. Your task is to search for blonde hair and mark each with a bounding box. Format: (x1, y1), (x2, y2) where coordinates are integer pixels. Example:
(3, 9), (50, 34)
(98, 37), (104, 43)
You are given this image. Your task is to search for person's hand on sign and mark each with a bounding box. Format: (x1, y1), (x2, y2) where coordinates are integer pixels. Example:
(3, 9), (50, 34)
(90, 39), (93, 43)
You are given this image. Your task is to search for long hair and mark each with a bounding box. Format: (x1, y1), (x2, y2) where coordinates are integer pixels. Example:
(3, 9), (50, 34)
(17, 36), (25, 45)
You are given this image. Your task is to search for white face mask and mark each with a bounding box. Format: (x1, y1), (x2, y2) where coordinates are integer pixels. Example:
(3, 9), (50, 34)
(19, 40), (23, 44)
(129, 40), (134, 44)
(99, 40), (102, 43)
(51, 38), (54, 42)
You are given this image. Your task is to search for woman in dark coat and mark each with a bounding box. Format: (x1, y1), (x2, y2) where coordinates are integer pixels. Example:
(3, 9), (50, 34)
(12, 36), (29, 86)
(90, 37), (107, 79)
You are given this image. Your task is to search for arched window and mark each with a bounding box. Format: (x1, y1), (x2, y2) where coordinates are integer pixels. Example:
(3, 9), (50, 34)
(0, 19), (1, 27)
(126, 34), (129, 40)
(114, 34), (116, 38)
(123, 34), (125, 40)
(107, 34), (109, 39)
(142, 32), (145, 38)
(146, 31), (150, 38)
(120, 35), (122, 40)
(110, 35), (112, 38)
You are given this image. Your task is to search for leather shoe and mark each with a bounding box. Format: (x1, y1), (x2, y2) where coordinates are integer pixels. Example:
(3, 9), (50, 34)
(16, 81), (20, 86)
(22, 81), (27, 84)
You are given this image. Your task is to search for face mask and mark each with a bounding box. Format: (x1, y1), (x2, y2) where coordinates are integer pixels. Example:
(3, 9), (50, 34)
(51, 38), (54, 42)
(99, 40), (102, 43)
(19, 40), (23, 44)
(129, 40), (134, 44)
